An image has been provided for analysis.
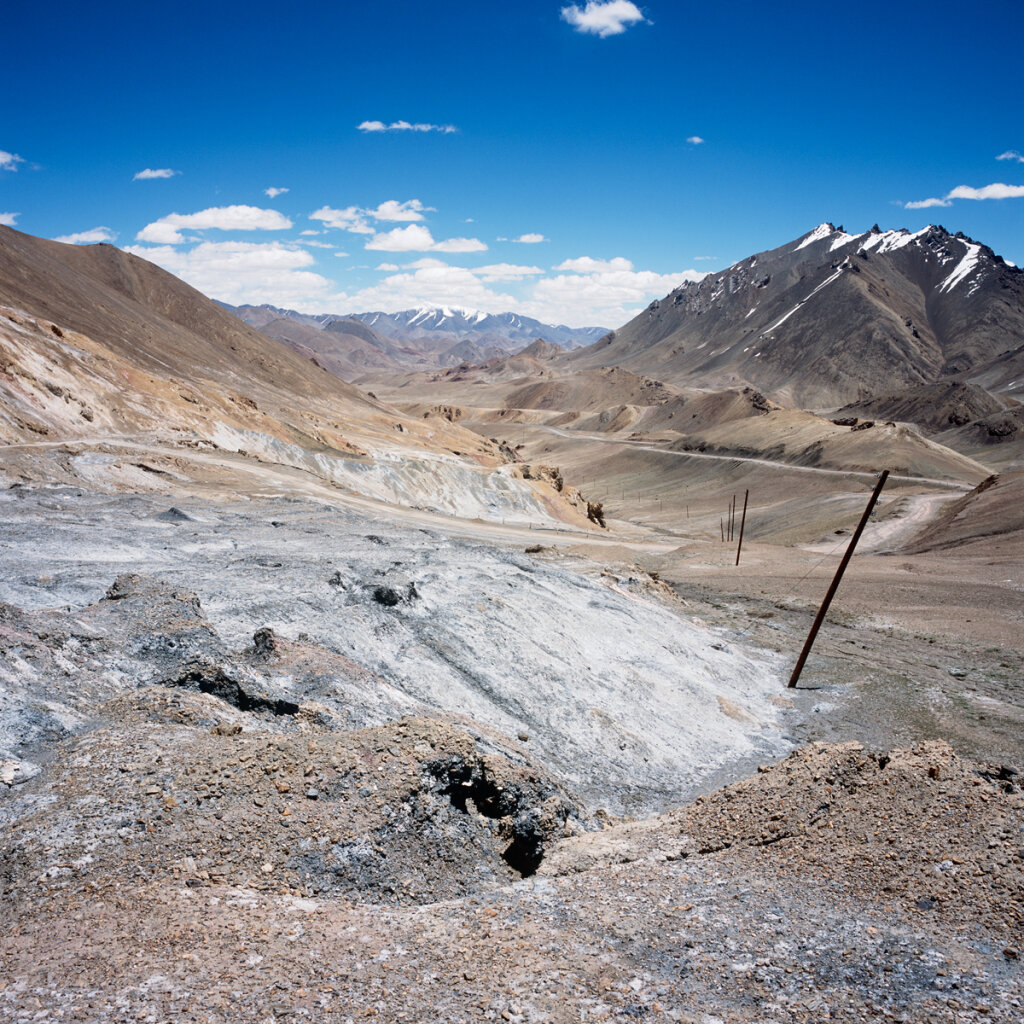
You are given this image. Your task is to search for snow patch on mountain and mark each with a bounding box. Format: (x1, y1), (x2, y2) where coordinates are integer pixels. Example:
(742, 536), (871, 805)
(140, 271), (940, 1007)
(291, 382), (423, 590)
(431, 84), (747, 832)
(939, 242), (982, 294)
(795, 223), (835, 250)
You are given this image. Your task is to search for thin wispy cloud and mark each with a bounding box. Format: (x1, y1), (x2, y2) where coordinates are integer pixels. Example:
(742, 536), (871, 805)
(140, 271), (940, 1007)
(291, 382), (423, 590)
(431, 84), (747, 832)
(561, 1), (648, 38)
(513, 233), (547, 243)
(54, 227), (117, 245)
(904, 197), (951, 209)
(686, 136), (705, 145)
(0, 150), (25, 171)
(996, 150), (1024, 163)
(136, 205), (292, 244)
(133, 168), (179, 180)
(357, 120), (458, 134)
(0, 212), (19, 226)
(264, 186), (289, 198)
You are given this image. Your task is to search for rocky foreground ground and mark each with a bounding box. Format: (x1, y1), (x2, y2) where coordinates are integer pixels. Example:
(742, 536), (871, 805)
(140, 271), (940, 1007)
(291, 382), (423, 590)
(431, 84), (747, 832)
(1, 491), (1022, 1022)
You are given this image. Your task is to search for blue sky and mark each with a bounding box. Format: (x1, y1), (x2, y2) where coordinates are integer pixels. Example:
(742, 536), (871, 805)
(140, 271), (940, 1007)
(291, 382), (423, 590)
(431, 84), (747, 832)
(2, 0), (1022, 327)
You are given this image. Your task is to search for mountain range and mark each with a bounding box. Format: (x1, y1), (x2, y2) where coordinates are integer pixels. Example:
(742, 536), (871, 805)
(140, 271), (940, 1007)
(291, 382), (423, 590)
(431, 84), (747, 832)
(568, 223), (1024, 410)
(223, 302), (607, 379)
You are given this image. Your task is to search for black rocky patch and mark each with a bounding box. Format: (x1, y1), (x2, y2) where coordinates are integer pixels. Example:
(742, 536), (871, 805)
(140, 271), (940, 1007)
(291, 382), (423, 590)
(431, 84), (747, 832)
(159, 661), (299, 717)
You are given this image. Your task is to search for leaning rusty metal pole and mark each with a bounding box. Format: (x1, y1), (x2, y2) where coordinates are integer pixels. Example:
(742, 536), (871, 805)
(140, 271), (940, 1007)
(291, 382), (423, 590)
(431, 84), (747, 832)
(788, 470), (889, 688)
(734, 490), (749, 567)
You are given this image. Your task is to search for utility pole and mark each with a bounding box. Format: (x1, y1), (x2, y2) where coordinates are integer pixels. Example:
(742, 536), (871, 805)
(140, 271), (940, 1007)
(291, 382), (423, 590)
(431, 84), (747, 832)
(789, 471), (889, 688)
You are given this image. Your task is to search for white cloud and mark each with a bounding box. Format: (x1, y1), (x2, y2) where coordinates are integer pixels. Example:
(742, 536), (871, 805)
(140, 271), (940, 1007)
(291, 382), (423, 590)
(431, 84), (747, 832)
(365, 224), (487, 252)
(432, 236), (489, 253)
(0, 212), (18, 226)
(125, 240), (338, 307)
(339, 264), (517, 314)
(365, 225), (436, 251)
(372, 199), (434, 221)
(311, 199), (435, 233)
(133, 168), (179, 180)
(907, 180), (1024, 208)
(300, 229), (320, 236)
(473, 263), (545, 281)
(297, 239), (336, 249)
(357, 120), (458, 134)
(686, 136), (705, 145)
(264, 186), (289, 198)
(904, 197), (952, 209)
(136, 205), (292, 244)
(54, 227), (117, 245)
(403, 258), (450, 270)
(522, 262), (705, 326)
(375, 262), (400, 271)
(309, 206), (374, 233)
(513, 233), (547, 243)
(561, 1), (647, 38)
(0, 151), (25, 172)
(996, 150), (1024, 163)
(555, 255), (634, 273)
(947, 182), (1024, 201)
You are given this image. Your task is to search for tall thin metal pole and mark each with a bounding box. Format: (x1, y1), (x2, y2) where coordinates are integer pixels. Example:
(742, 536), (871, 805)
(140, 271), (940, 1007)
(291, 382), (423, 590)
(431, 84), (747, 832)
(789, 471), (889, 688)
(734, 490), (749, 567)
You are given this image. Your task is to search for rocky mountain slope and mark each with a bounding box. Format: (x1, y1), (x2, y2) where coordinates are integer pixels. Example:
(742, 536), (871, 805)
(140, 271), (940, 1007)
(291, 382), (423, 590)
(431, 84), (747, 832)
(569, 223), (1024, 409)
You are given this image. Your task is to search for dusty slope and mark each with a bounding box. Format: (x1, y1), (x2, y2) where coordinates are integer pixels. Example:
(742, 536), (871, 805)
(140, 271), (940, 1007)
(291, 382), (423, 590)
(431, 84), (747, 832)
(901, 469), (1024, 554)
(0, 227), (597, 527)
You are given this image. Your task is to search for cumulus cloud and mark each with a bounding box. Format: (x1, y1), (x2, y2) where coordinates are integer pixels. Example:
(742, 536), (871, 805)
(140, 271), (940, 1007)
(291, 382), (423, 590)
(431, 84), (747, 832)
(513, 233), (547, 243)
(375, 262), (400, 272)
(904, 197), (952, 209)
(686, 136), (705, 145)
(339, 263), (517, 315)
(372, 199), (434, 221)
(996, 150), (1024, 163)
(125, 240), (338, 307)
(402, 258), (450, 270)
(264, 186), (289, 198)
(947, 182), (1024, 201)
(311, 206), (373, 233)
(365, 224), (487, 253)
(0, 212), (18, 226)
(357, 120), (458, 134)
(555, 256), (634, 273)
(473, 263), (545, 281)
(136, 205), (293, 244)
(54, 227), (117, 245)
(133, 168), (179, 180)
(521, 260), (705, 326)
(0, 150), (25, 171)
(561, 1), (647, 38)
